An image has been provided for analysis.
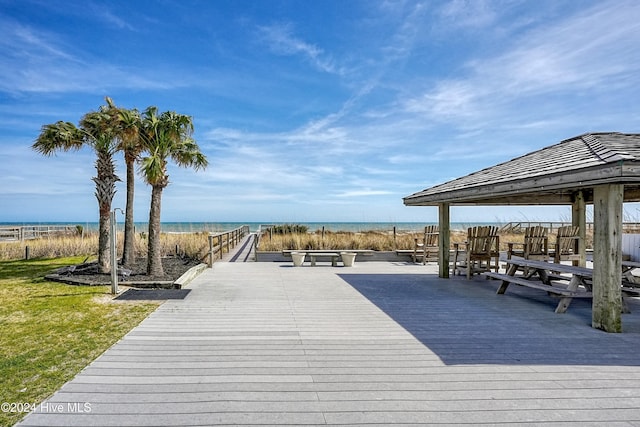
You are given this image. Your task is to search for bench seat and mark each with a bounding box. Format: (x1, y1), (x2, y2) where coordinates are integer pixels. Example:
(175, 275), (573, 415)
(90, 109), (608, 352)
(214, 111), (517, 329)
(308, 252), (340, 266)
(484, 271), (592, 313)
(485, 272), (590, 296)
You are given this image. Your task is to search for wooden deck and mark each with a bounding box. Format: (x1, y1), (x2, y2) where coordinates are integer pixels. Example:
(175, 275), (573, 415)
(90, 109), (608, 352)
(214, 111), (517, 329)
(16, 260), (640, 426)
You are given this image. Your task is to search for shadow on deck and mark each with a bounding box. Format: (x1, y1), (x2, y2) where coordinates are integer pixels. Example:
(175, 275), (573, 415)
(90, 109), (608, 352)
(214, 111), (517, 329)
(339, 272), (640, 366)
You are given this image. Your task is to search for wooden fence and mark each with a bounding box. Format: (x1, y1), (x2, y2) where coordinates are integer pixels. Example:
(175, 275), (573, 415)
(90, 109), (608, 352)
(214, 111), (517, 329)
(0, 225), (80, 242)
(207, 225), (251, 267)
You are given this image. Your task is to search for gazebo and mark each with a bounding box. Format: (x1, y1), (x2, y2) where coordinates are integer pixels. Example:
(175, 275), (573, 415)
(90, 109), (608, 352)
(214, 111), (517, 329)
(404, 132), (640, 333)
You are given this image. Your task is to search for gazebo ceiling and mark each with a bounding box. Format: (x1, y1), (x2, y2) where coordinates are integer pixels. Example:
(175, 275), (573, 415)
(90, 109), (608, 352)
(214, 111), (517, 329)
(403, 132), (640, 206)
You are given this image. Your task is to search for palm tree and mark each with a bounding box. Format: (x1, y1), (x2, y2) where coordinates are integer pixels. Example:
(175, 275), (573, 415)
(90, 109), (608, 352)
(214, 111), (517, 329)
(33, 101), (120, 273)
(110, 100), (143, 268)
(139, 107), (208, 276)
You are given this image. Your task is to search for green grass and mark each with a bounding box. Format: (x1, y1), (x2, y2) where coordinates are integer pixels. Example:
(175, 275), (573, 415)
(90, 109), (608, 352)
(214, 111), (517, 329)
(0, 257), (161, 427)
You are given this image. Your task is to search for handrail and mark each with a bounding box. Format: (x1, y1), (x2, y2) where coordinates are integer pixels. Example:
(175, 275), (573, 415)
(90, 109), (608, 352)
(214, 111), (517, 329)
(206, 225), (251, 267)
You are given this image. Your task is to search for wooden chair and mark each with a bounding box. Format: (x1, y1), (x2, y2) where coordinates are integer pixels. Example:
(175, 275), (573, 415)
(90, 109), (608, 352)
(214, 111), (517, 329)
(412, 225), (439, 264)
(506, 226), (549, 277)
(453, 226), (500, 279)
(507, 226), (549, 261)
(553, 225), (580, 264)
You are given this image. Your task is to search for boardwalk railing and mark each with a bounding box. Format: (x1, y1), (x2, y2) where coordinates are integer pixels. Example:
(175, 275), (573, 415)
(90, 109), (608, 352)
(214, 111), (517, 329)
(207, 225), (251, 267)
(500, 221), (640, 233)
(0, 225), (80, 242)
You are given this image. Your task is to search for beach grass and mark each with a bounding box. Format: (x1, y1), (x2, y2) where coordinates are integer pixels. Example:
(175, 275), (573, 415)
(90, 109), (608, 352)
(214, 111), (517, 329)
(0, 256), (160, 427)
(0, 227), (595, 261)
(0, 232), (211, 262)
(256, 228), (594, 252)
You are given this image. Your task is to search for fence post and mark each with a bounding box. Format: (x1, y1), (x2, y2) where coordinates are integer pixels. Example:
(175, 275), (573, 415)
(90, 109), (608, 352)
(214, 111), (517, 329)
(208, 234), (214, 267)
(393, 226), (397, 250)
(253, 232), (259, 261)
(25, 246), (30, 260)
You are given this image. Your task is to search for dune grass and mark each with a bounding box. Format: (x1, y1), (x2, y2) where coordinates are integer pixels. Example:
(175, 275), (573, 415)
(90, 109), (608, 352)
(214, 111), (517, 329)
(0, 232), (211, 262)
(0, 256), (160, 427)
(256, 228), (594, 252)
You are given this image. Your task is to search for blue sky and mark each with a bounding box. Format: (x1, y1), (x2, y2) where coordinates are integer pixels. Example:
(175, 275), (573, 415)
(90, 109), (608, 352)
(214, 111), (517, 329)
(1, 0), (640, 224)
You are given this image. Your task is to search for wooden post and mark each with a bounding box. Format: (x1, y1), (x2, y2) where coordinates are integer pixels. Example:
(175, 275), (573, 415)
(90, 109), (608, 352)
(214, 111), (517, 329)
(438, 203), (450, 278)
(253, 232), (259, 261)
(24, 245), (30, 260)
(208, 234), (214, 267)
(592, 184), (623, 333)
(393, 226), (397, 250)
(572, 190), (587, 267)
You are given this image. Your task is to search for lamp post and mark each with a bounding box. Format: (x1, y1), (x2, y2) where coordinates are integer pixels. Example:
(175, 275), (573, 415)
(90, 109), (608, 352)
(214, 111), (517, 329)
(110, 208), (124, 295)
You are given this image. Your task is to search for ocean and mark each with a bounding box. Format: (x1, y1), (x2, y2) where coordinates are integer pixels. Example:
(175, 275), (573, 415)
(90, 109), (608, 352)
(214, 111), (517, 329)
(0, 221), (501, 233)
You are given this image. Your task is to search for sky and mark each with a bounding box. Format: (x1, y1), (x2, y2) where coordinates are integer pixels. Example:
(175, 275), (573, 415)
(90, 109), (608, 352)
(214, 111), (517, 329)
(1, 0), (640, 224)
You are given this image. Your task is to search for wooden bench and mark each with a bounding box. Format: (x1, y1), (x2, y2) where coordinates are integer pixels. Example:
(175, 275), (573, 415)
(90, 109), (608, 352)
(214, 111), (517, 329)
(484, 271), (592, 313)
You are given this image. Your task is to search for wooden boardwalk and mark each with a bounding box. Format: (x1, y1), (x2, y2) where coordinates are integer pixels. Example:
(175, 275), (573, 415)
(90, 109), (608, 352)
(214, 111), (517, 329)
(16, 260), (640, 426)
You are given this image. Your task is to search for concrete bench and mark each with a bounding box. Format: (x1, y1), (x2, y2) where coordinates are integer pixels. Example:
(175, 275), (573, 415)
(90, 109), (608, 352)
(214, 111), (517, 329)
(309, 252), (341, 266)
(282, 250), (373, 266)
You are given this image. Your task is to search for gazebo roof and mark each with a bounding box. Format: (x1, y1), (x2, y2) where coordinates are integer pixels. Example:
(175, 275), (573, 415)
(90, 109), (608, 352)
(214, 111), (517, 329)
(403, 132), (640, 206)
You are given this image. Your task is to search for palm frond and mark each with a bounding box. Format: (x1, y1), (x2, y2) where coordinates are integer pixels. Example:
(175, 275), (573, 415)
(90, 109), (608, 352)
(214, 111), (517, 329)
(32, 121), (85, 155)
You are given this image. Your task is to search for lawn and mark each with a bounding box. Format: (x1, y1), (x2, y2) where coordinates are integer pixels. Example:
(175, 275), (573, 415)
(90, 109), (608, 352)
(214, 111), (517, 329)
(0, 257), (160, 427)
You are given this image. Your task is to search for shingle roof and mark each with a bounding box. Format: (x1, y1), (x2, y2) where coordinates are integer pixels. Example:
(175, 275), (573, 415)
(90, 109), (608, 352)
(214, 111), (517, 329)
(404, 132), (640, 206)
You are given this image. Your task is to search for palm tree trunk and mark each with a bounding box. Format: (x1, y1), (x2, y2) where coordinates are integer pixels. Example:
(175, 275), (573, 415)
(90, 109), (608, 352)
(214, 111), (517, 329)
(147, 185), (164, 276)
(98, 204), (111, 274)
(94, 146), (119, 274)
(122, 156), (136, 267)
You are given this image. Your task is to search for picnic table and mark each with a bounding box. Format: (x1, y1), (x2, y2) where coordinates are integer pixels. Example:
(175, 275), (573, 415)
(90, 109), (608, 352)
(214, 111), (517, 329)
(622, 260), (640, 285)
(486, 258), (634, 313)
(485, 257), (594, 313)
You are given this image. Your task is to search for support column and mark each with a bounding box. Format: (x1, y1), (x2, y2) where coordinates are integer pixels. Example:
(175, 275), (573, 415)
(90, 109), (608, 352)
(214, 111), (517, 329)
(592, 184), (623, 333)
(572, 190), (587, 267)
(438, 203), (450, 278)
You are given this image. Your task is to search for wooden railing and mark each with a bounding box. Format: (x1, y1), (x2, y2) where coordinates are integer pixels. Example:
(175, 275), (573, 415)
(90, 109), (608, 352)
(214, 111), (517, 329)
(0, 225), (80, 241)
(207, 225), (251, 267)
(500, 221), (640, 233)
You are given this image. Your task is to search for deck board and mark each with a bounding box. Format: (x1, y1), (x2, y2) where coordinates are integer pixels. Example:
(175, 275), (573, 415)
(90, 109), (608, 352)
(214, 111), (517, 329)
(16, 261), (640, 426)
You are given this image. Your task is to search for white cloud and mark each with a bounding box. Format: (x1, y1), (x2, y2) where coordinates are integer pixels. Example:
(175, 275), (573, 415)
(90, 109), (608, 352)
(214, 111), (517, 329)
(89, 3), (137, 31)
(257, 23), (343, 75)
(437, 0), (497, 29)
(336, 189), (394, 198)
(0, 16), (182, 94)
(402, 1), (640, 128)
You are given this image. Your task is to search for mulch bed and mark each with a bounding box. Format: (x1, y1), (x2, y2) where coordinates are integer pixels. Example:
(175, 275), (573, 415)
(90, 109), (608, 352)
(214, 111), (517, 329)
(46, 256), (202, 288)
